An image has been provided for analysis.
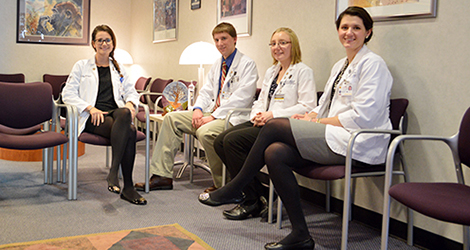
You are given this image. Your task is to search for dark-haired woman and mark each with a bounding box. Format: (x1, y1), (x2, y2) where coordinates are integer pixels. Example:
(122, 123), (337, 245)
(63, 25), (146, 205)
(199, 6), (393, 249)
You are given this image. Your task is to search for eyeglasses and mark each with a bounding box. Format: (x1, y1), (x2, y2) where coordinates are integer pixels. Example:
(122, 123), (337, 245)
(268, 41), (291, 47)
(94, 38), (112, 45)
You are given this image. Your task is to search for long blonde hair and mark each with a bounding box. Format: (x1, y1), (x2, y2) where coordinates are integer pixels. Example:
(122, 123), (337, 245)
(271, 27), (302, 65)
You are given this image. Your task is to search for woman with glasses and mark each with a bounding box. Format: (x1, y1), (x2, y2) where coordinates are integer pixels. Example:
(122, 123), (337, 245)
(211, 27), (316, 221)
(63, 25), (146, 205)
(199, 6), (393, 249)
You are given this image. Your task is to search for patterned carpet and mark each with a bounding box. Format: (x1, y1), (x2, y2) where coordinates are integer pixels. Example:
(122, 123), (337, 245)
(0, 224), (213, 250)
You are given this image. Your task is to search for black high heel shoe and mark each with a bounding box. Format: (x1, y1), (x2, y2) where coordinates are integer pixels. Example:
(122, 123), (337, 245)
(198, 192), (245, 207)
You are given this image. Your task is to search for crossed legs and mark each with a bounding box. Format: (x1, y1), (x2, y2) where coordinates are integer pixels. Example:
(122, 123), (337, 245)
(85, 108), (144, 203)
(203, 118), (311, 244)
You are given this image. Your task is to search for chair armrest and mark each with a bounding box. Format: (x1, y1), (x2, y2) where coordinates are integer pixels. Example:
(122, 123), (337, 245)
(224, 108), (252, 130)
(139, 91), (163, 111)
(138, 102), (150, 133)
(344, 128), (403, 174)
(384, 133), (460, 183)
(55, 102), (78, 131)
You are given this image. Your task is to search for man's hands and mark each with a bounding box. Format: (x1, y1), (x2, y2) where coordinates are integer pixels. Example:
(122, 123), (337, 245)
(192, 109), (215, 129)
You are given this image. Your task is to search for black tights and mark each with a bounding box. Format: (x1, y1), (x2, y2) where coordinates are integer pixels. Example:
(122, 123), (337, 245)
(84, 108), (140, 199)
(210, 118), (311, 244)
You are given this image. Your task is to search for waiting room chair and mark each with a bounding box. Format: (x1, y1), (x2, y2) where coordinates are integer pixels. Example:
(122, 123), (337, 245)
(134, 76), (152, 130)
(58, 80), (151, 199)
(43, 74), (70, 180)
(0, 81), (75, 199)
(0, 73), (25, 83)
(0, 73), (40, 135)
(67, 103), (151, 199)
(43, 74), (69, 100)
(269, 98), (409, 250)
(137, 78), (173, 142)
(135, 76), (152, 94)
(381, 106), (470, 250)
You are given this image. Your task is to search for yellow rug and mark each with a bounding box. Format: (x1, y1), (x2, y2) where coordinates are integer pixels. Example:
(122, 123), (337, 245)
(0, 223), (214, 250)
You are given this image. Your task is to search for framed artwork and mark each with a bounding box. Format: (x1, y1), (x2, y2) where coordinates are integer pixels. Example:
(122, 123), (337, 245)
(191, 0), (201, 10)
(336, 0), (437, 21)
(217, 0), (252, 37)
(16, 0), (90, 45)
(153, 0), (178, 43)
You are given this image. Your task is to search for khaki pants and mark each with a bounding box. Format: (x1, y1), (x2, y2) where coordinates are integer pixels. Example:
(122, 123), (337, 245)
(150, 110), (228, 187)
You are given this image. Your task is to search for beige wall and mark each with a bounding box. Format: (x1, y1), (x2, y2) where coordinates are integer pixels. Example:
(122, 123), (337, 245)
(2, 0), (470, 245)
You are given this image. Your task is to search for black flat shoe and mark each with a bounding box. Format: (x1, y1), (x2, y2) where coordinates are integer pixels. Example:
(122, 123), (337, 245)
(120, 193), (147, 205)
(108, 185), (121, 194)
(223, 200), (262, 220)
(198, 192), (245, 207)
(264, 238), (315, 250)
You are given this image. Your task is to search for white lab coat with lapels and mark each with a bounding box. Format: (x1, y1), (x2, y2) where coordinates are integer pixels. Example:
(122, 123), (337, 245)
(62, 58), (140, 135)
(313, 45), (393, 165)
(194, 50), (259, 126)
(251, 62), (317, 120)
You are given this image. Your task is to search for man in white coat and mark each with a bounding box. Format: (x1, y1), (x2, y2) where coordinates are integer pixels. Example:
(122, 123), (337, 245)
(135, 22), (259, 192)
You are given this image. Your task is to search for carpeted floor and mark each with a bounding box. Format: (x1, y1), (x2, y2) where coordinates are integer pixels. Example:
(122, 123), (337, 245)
(0, 142), (421, 249)
(0, 223), (213, 250)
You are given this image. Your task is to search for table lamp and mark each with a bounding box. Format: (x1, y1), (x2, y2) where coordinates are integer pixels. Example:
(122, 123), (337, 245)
(179, 41), (220, 89)
(114, 48), (134, 65)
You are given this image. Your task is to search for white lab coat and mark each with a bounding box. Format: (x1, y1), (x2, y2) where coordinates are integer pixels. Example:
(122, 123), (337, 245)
(313, 45), (393, 164)
(251, 62), (317, 120)
(194, 50), (259, 126)
(62, 58), (140, 135)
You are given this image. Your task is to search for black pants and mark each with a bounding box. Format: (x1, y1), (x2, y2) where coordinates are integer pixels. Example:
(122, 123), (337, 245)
(214, 121), (269, 204)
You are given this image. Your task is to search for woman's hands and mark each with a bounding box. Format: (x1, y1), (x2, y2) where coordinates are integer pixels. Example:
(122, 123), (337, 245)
(124, 101), (136, 120)
(291, 112), (317, 121)
(88, 106), (108, 126)
(291, 112), (343, 127)
(252, 111), (273, 127)
(87, 102), (136, 126)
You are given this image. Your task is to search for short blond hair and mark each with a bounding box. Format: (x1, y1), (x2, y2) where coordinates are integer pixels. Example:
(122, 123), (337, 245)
(212, 22), (237, 38)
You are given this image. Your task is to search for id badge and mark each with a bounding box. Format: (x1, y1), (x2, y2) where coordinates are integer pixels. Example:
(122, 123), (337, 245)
(338, 80), (353, 96)
(274, 93), (285, 102)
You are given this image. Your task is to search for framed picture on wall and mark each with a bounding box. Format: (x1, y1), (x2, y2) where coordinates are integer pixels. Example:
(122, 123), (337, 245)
(16, 0), (90, 45)
(217, 0), (252, 37)
(191, 0), (201, 10)
(153, 0), (178, 43)
(336, 0), (437, 21)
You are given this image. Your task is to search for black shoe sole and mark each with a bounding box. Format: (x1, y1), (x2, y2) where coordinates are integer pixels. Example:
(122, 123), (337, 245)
(135, 185), (173, 191)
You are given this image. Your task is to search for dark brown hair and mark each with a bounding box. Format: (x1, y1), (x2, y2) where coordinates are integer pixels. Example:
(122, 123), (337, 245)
(91, 24), (121, 74)
(336, 6), (373, 43)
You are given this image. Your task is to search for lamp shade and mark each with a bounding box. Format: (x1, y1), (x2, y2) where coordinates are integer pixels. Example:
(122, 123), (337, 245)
(179, 41), (220, 65)
(114, 48), (133, 65)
